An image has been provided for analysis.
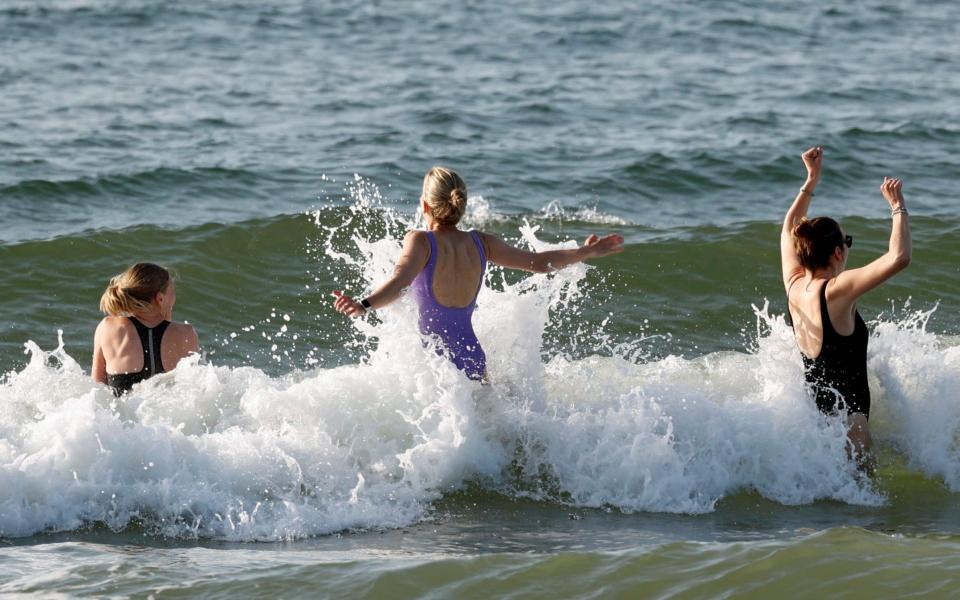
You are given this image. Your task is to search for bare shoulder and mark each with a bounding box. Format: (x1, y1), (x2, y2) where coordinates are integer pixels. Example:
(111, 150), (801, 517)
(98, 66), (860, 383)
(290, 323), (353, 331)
(167, 321), (198, 342)
(825, 274), (854, 302)
(477, 231), (504, 246)
(403, 229), (430, 247)
(475, 230), (497, 253)
(164, 323), (199, 356)
(97, 315), (131, 334)
(784, 271), (803, 298)
(402, 230), (432, 263)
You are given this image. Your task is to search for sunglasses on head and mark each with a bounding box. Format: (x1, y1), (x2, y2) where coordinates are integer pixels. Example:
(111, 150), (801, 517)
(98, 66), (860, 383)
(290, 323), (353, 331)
(842, 234), (853, 248)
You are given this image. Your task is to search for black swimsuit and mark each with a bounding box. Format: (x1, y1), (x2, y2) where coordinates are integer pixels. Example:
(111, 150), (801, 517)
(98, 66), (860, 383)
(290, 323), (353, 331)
(106, 317), (170, 396)
(789, 281), (871, 418)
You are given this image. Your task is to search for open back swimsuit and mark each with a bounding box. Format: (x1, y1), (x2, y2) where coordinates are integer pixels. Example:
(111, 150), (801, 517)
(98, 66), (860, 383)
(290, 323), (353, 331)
(106, 317), (170, 396)
(788, 280), (871, 417)
(410, 230), (487, 381)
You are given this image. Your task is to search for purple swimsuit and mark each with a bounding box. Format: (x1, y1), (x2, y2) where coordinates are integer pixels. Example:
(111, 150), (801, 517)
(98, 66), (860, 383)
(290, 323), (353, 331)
(410, 230), (487, 381)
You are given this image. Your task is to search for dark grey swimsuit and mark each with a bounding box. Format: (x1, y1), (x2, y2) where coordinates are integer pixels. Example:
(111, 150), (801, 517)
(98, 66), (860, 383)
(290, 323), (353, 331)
(106, 317), (170, 396)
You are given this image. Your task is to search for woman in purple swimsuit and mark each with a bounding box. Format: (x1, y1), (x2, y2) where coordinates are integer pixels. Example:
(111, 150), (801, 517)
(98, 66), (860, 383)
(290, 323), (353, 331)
(332, 166), (624, 381)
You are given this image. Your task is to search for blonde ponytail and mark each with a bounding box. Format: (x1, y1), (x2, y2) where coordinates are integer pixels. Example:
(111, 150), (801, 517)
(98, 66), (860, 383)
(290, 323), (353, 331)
(99, 263), (171, 316)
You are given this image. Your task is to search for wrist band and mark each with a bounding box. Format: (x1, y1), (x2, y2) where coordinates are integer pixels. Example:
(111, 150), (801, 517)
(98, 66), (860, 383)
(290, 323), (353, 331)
(891, 207), (908, 217)
(360, 298), (373, 311)
(800, 187), (814, 196)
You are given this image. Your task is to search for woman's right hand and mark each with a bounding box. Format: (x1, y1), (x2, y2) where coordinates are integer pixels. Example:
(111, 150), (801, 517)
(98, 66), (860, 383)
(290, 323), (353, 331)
(880, 176), (905, 210)
(331, 290), (366, 318)
(801, 146), (823, 183)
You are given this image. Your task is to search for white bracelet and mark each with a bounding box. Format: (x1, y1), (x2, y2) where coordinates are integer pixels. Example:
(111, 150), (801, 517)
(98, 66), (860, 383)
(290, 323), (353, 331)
(891, 207), (908, 217)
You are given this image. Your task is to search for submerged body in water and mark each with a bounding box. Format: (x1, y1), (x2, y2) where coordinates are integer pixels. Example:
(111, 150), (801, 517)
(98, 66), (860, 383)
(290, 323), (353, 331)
(92, 263), (199, 396)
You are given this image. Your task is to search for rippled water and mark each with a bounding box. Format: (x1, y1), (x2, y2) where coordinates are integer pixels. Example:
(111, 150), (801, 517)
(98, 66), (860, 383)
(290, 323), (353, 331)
(2, 0), (960, 596)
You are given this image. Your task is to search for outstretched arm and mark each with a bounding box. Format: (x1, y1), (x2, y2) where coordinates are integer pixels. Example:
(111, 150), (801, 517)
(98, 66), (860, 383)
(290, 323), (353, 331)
(781, 146), (823, 291)
(831, 177), (911, 301)
(480, 232), (624, 273)
(332, 230), (430, 317)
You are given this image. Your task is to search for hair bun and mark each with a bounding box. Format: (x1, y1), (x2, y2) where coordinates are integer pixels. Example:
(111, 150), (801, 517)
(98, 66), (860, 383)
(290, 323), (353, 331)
(422, 167), (468, 226)
(792, 218), (813, 239)
(792, 216), (843, 270)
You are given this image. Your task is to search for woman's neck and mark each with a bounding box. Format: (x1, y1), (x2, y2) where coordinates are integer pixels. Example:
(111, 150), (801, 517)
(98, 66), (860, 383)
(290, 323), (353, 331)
(132, 309), (166, 327)
(810, 265), (841, 280)
(427, 222), (458, 232)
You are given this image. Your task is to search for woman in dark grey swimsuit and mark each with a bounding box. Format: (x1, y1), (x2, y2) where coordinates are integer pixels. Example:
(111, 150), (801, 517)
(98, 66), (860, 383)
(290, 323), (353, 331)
(780, 146), (912, 469)
(92, 263), (199, 395)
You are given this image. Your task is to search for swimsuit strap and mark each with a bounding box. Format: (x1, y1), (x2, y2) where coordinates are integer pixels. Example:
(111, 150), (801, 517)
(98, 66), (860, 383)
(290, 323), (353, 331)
(818, 280), (838, 340)
(128, 317), (170, 375)
(469, 230), (487, 266)
(424, 231), (439, 293)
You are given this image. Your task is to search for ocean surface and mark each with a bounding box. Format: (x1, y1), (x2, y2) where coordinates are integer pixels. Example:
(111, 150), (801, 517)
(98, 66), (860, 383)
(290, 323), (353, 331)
(2, 0), (960, 596)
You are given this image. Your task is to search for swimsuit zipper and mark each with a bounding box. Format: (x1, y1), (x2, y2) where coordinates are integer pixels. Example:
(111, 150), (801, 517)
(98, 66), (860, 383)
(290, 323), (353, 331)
(148, 327), (156, 373)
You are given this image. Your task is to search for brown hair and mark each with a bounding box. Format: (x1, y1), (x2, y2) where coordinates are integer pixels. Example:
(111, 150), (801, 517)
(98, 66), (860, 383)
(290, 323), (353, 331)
(422, 166), (467, 226)
(792, 217), (845, 270)
(99, 262), (171, 316)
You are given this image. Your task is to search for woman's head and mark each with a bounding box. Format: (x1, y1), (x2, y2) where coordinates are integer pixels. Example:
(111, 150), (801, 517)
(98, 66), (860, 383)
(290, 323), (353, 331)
(792, 217), (850, 271)
(100, 262), (175, 318)
(421, 166), (467, 227)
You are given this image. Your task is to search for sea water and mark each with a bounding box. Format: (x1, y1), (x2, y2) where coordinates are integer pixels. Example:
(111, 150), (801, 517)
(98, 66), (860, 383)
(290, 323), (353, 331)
(2, 0), (960, 597)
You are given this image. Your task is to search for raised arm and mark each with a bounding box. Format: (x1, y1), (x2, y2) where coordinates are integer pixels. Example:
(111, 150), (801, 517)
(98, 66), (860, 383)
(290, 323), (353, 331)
(781, 146), (823, 291)
(332, 230), (430, 317)
(480, 232), (624, 273)
(831, 177), (911, 301)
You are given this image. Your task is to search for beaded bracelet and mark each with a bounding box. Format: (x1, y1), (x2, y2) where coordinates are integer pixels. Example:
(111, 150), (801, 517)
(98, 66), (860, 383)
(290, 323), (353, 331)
(891, 207), (908, 217)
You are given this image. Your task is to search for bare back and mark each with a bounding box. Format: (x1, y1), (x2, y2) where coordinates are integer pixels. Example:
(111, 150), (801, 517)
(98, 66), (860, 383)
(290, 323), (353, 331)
(788, 277), (858, 359)
(429, 229), (484, 307)
(94, 316), (198, 377)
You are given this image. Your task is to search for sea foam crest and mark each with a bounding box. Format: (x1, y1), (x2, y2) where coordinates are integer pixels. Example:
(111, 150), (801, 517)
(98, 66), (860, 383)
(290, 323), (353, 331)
(1, 178), (956, 539)
(868, 304), (960, 487)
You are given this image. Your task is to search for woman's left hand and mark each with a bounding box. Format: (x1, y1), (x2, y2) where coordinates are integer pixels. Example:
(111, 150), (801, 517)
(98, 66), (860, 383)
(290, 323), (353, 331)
(584, 233), (625, 258)
(331, 290), (366, 318)
(801, 146), (823, 183)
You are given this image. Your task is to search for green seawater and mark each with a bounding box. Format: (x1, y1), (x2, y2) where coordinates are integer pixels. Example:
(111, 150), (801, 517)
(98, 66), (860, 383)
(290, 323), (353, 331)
(3, 0), (960, 596)
(2, 212), (957, 372)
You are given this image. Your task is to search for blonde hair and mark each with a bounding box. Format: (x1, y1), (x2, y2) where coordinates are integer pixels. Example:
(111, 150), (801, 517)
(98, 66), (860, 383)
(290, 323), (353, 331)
(99, 262), (171, 316)
(422, 166), (467, 226)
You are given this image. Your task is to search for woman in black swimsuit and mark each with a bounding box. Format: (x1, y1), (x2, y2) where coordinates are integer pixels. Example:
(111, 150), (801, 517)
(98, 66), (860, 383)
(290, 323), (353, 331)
(92, 263), (199, 395)
(781, 146), (911, 468)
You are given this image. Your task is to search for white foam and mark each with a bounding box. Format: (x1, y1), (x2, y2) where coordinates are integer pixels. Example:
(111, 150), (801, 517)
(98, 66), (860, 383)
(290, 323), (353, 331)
(867, 305), (960, 487)
(2, 180), (955, 539)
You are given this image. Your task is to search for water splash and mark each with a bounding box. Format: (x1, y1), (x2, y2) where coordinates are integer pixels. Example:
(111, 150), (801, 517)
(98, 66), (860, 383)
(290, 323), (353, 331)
(1, 179), (956, 539)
